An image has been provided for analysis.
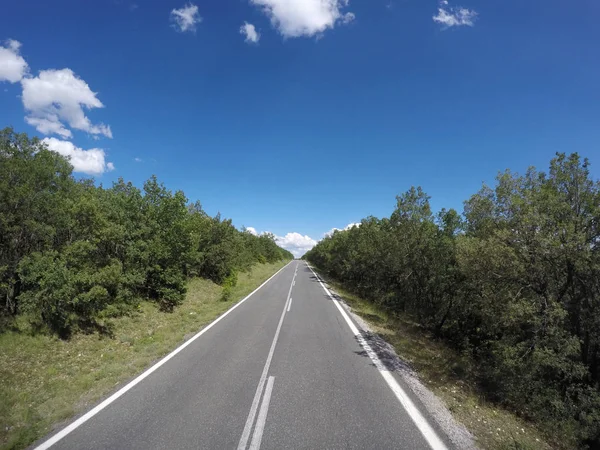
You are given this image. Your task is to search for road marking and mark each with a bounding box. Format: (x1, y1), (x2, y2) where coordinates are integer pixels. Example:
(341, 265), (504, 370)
(33, 261), (294, 450)
(287, 297), (292, 312)
(306, 263), (448, 450)
(237, 270), (294, 450)
(249, 376), (275, 450)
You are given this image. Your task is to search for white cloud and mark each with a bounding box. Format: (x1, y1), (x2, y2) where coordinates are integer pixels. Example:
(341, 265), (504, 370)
(25, 116), (72, 138)
(42, 137), (115, 175)
(21, 68), (112, 138)
(134, 157), (142, 162)
(243, 223), (363, 257)
(324, 222), (360, 238)
(342, 12), (355, 24)
(245, 227), (317, 257)
(275, 232), (317, 258)
(433, 2), (477, 28)
(171, 3), (202, 33)
(0, 39), (28, 83)
(250, 0), (354, 38)
(240, 22), (261, 43)
(245, 226), (259, 236)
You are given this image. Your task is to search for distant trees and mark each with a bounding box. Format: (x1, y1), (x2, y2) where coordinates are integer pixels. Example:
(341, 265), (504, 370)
(0, 128), (292, 337)
(306, 153), (600, 448)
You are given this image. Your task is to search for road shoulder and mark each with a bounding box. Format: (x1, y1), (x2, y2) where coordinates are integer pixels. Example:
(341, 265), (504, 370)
(308, 265), (477, 450)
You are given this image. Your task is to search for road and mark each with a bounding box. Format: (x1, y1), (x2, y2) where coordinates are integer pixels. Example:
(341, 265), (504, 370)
(35, 261), (451, 450)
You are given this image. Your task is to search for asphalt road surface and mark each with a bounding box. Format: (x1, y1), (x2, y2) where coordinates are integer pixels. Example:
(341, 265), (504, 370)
(35, 261), (452, 450)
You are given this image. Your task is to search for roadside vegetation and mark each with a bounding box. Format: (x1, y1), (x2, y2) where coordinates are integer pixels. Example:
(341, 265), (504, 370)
(0, 127), (293, 449)
(0, 127), (292, 337)
(0, 261), (287, 450)
(317, 274), (552, 450)
(305, 153), (600, 449)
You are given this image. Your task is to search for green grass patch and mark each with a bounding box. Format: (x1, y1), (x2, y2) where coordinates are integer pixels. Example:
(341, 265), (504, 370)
(313, 268), (558, 450)
(0, 260), (288, 450)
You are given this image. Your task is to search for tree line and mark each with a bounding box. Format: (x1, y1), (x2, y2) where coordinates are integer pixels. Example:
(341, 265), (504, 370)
(0, 128), (293, 337)
(305, 153), (600, 448)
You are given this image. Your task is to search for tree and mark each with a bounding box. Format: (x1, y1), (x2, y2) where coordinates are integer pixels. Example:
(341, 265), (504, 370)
(0, 128), (74, 316)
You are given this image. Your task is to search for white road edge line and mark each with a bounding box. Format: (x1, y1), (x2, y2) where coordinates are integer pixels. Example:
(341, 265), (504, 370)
(249, 376), (275, 450)
(237, 263), (295, 450)
(306, 263), (448, 450)
(287, 297), (292, 312)
(34, 261), (294, 450)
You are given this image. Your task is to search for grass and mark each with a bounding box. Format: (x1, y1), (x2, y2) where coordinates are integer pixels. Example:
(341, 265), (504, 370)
(0, 260), (288, 450)
(312, 269), (558, 450)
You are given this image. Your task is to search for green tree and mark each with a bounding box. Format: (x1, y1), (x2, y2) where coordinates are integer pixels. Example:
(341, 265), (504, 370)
(0, 129), (74, 316)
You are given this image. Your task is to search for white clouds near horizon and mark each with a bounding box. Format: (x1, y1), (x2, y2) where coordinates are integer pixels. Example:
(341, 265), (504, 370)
(275, 232), (318, 258)
(324, 222), (361, 238)
(243, 227), (316, 257)
(244, 222), (361, 258)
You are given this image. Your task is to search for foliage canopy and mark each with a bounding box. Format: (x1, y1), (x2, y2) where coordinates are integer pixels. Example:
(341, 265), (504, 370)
(0, 128), (292, 337)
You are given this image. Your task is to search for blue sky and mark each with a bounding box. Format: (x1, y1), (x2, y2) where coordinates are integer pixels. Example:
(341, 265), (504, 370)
(1, 0), (599, 256)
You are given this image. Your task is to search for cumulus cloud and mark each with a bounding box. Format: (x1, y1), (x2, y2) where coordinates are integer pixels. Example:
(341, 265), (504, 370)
(275, 232), (317, 258)
(0, 39), (28, 83)
(240, 22), (260, 43)
(324, 222), (361, 238)
(433, 1), (477, 28)
(171, 3), (202, 33)
(245, 226), (259, 236)
(244, 224), (361, 257)
(249, 0), (354, 38)
(42, 137), (115, 175)
(21, 68), (112, 139)
(25, 116), (72, 138)
(244, 227), (317, 257)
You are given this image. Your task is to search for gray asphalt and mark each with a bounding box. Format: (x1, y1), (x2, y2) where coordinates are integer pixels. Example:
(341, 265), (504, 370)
(36, 261), (451, 450)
